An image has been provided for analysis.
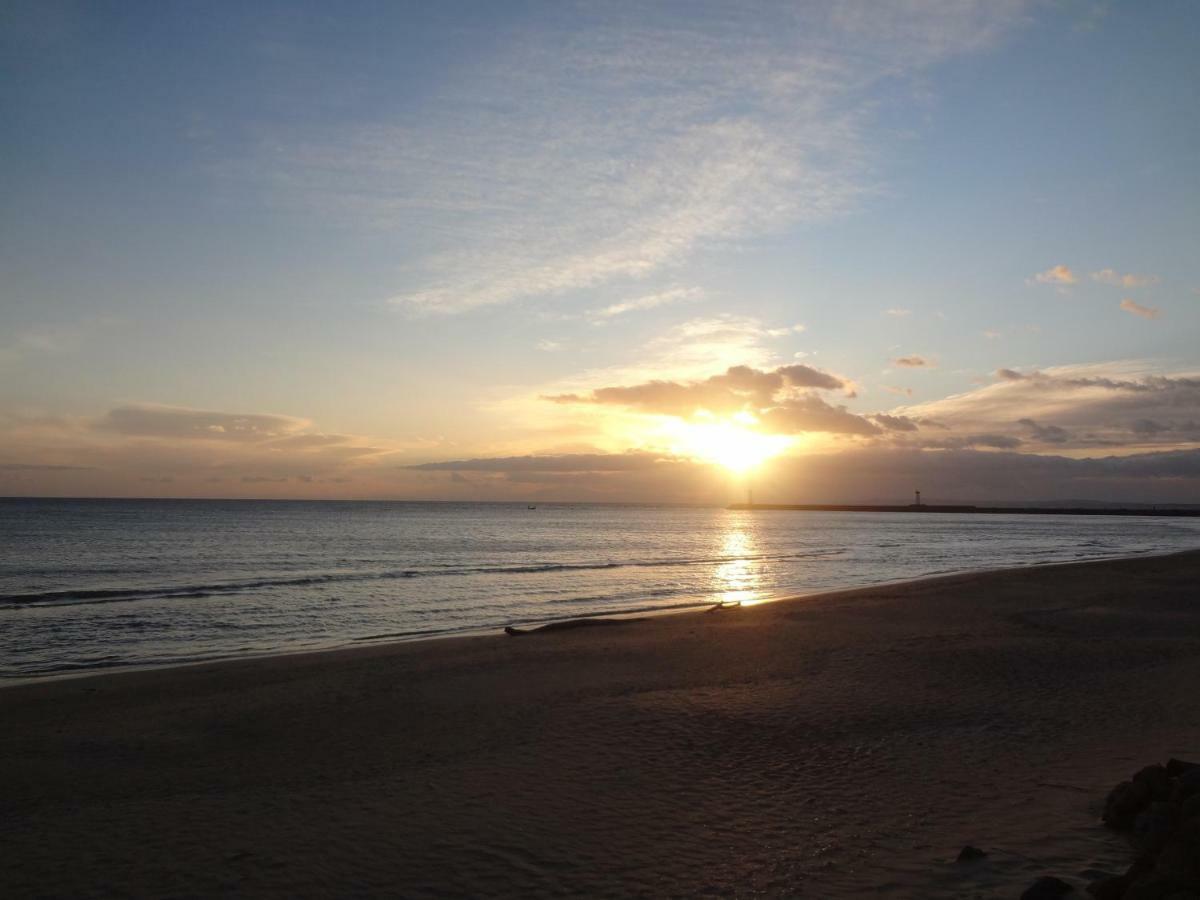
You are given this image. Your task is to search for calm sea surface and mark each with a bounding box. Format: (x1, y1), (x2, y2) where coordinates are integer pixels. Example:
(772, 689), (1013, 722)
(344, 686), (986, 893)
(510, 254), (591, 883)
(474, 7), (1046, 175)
(2, 498), (1198, 680)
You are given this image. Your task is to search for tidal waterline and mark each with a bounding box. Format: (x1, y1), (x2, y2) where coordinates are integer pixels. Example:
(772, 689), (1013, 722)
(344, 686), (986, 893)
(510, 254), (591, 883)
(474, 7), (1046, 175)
(3, 498), (1198, 679)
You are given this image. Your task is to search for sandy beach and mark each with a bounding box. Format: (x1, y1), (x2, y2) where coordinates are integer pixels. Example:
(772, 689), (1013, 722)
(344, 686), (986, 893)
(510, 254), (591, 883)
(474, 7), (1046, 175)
(4, 551), (1199, 898)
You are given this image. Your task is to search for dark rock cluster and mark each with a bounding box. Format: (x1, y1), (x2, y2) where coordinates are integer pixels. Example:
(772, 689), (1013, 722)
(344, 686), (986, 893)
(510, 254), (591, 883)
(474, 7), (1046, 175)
(1023, 875), (1076, 899)
(1008, 759), (1200, 899)
(956, 844), (987, 862)
(1088, 758), (1200, 900)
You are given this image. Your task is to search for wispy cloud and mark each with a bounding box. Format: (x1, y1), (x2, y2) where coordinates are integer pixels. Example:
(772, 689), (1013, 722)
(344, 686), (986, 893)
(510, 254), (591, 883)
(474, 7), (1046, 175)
(1092, 269), (1159, 288)
(895, 362), (1200, 451)
(892, 355), (933, 368)
(885, 308), (912, 317)
(0, 325), (84, 365)
(1119, 298), (1161, 319)
(408, 451), (677, 473)
(244, 2), (1031, 314)
(95, 405), (311, 442)
(512, 314), (799, 408)
(872, 413), (919, 432)
(588, 286), (702, 321)
(0, 462), (95, 472)
(1017, 417), (1070, 443)
(1030, 264), (1077, 286)
(0, 403), (412, 496)
(636, 315), (796, 378)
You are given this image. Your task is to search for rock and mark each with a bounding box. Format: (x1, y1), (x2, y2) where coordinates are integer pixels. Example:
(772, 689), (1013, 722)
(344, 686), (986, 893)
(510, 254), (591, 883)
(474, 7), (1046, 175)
(1036, 760), (1200, 900)
(1106, 779), (1153, 829)
(1135, 802), (1178, 853)
(1180, 793), (1200, 823)
(1022, 875), (1076, 900)
(1136, 765), (1173, 801)
(1124, 878), (1178, 900)
(1166, 759), (1199, 779)
(1089, 874), (1132, 900)
(1176, 813), (1200, 853)
(1152, 836), (1200, 888)
(1174, 768), (1200, 801)
(956, 845), (987, 862)
(1090, 860), (1155, 900)
(1089, 761), (1200, 900)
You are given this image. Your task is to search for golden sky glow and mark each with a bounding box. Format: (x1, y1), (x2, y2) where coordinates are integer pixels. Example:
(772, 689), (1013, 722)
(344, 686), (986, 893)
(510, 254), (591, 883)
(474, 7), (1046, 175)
(657, 414), (793, 474)
(2, 4), (1199, 503)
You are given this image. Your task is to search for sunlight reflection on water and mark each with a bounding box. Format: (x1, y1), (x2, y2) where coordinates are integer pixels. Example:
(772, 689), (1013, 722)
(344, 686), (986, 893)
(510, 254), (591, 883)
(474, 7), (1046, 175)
(3, 499), (1198, 678)
(714, 525), (765, 605)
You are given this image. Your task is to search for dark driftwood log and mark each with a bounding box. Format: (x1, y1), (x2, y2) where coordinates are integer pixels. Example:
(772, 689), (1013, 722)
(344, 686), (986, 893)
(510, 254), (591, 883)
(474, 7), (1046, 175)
(706, 600), (742, 612)
(504, 617), (644, 637)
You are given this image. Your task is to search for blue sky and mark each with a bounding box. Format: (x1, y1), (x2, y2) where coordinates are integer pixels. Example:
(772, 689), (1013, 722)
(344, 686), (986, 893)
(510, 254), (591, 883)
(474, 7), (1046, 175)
(2, 1), (1199, 501)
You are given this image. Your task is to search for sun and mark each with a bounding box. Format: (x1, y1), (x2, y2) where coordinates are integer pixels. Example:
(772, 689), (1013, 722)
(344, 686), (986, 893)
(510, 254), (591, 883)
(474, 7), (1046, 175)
(660, 415), (792, 473)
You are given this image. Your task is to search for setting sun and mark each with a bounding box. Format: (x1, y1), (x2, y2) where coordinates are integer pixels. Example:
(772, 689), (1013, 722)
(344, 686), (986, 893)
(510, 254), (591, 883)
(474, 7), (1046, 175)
(661, 417), (792, 473)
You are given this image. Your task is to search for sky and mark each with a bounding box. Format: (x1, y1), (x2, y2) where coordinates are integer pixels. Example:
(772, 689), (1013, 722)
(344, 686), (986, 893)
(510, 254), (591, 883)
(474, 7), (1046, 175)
(2, 0), (1199, 504)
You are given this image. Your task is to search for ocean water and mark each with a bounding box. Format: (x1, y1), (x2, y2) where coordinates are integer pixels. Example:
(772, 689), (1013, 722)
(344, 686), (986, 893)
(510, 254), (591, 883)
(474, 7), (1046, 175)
(2, 498), (1198, 680)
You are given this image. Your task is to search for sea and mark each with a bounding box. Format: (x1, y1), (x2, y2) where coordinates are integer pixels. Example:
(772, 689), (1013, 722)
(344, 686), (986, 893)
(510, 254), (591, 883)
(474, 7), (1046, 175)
(2, 497), (1199, 681)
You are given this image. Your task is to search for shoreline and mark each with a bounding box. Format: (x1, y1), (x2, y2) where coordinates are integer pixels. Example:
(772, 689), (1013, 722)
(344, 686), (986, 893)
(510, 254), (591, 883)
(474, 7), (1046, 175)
(5, 544), (1192, 688)
(5, 550), (1200, 897)
(2, 544), (1191, 689)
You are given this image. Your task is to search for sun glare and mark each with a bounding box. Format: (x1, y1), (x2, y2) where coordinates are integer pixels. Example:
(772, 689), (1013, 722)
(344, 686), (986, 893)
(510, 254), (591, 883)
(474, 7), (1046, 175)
(662, 417), (792, 473)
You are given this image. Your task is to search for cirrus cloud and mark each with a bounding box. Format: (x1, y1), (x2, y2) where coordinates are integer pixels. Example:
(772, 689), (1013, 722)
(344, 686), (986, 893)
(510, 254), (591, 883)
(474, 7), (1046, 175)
(588, 286), (703, 321)
(1030, 264), (1077, 286)
(1092, 269), (1160, 288)
(1119, 298), (1161, 319)
(243, 2), (1033, 314)
(96, 405), (311, 442)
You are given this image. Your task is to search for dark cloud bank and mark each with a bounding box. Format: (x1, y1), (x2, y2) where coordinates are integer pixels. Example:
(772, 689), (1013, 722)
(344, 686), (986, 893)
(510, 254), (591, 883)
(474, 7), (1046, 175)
(410, 447), (1200, 505)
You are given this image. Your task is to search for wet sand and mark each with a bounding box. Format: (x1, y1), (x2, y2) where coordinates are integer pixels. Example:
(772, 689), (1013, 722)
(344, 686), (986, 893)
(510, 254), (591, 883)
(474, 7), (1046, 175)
(4, 551), (1200, 898)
